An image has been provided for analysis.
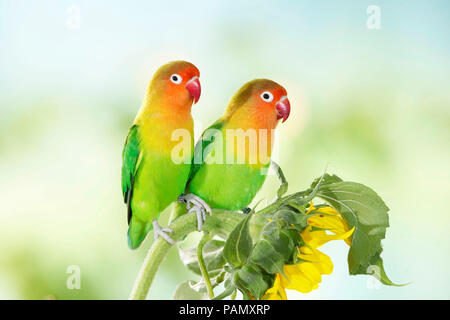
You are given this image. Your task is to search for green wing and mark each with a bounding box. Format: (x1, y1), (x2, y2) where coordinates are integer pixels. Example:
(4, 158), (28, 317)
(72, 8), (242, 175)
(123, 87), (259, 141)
(187, 120), (224, 184)
(121, 125), (142, 224)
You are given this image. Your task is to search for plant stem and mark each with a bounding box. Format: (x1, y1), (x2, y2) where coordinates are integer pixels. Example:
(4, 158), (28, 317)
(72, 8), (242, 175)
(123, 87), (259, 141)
(231, 288), (237, 300)
(197, 233), (214, 299)
(128, 199), (291, 300)
(271, 161), (289, 199)
(129, 212), (198, 300)
(212, 285), (236, 300)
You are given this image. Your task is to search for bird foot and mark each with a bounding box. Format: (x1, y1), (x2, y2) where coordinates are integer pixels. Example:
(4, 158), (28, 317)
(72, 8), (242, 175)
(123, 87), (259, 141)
(153, 219), (175, 245)
(178, 193), (212, 231)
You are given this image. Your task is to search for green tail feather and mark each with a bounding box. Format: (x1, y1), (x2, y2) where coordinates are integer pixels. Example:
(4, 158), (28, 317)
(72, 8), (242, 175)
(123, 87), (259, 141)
(127, 202), (188, 249)
(127, 218), (152, 249)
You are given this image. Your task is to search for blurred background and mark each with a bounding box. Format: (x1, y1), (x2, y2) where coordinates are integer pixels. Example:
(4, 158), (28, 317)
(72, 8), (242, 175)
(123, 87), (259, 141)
(0, 0), (449, 299)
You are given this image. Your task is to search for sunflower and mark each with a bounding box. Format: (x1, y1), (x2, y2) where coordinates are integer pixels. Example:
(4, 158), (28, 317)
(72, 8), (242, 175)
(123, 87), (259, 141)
(264, 202), (355, 300)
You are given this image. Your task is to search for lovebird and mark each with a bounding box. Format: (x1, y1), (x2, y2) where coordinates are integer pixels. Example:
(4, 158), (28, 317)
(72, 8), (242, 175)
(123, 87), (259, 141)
(122, 60), (201, 249)
(174, 79), (290, 225)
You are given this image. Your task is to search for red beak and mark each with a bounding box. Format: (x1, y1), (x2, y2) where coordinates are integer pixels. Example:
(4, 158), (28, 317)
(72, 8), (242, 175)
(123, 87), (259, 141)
(275, 97), (291, 123)
(186, 76), (201, 104)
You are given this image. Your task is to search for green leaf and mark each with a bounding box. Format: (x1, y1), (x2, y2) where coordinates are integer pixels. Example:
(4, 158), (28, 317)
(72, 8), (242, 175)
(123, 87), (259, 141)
(195, 272), (227, 291)
(234, 264), (271, 300)
(259, 220), (297, 260)
(250, 239), (285, 274)
(366, 249), (407, 286)
(315, 177), (399, 285)
(172, 280), (209, 300)
(314, 173), (342, 185)
(178, 240), (226, 276)
(285, 200), (307, 214)
(271, 161), (288, 198)
(202, 210), (245, 239)
(212, 283), (236, 300)
(273, 208), (308, 231)
(303, 173), (342, 204)
(223, 214), (253, 268)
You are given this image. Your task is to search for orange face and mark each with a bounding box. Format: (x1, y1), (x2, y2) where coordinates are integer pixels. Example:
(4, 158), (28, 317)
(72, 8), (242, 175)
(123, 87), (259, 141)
(227, 79), (291, 128)
(151, 61), (201, 109)
(223, 79), (290, 165)
(250, 81), (290, 124)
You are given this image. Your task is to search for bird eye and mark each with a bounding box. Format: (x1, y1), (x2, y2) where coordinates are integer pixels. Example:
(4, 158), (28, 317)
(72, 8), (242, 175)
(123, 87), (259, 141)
(261, 91), (274, 102)
(170, 74), (182, 84)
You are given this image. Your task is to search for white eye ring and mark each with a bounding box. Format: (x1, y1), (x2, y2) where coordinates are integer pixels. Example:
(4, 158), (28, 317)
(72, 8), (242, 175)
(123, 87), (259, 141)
(170, 74), (182, 84)
(261, 91), (273, 102)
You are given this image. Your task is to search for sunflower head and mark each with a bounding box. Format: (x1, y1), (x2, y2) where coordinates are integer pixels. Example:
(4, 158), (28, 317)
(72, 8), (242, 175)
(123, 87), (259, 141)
(263, 203), (354, 300)
(176, 174), (399, 300)
(223, 199), (353, 300)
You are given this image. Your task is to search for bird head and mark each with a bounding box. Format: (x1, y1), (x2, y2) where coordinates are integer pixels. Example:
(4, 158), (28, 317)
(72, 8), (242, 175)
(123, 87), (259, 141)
(149, 60), (201, 109)
(225, 79), (291, 127)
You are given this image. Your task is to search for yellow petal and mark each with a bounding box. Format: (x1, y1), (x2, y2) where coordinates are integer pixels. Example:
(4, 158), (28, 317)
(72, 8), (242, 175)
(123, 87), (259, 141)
(298, 262), (322, 284)
(307, 208), (349, 234)
(264, 274), (287, 300)
(305, 201), (315, 214)
(301, 228), (335, 248)
(264, 204), (355, 299)
(298, 247), (334, 275)
(281, 264), (314, 292)
(302, 209), (355, 248)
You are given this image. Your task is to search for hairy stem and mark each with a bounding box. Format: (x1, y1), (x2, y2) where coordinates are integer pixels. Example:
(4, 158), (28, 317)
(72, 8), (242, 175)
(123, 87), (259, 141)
(271, 161), (288, 199)
(129, 193), (294, 299)
(212, 284), (236, 300)
(197, 232), (214, 299)
(129, 212), (198, 300)
(129, 165), (293, 300)
(231, 288), (237, 300)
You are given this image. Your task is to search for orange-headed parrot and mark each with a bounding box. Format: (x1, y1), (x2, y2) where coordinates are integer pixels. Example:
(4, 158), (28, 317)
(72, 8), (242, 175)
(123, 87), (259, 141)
(122, 60), (201, 249)
(176, 79), (290, 224)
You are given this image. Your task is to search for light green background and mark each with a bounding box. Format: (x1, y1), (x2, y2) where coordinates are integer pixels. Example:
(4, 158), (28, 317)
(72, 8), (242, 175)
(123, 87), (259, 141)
(0, 0), (448, 299)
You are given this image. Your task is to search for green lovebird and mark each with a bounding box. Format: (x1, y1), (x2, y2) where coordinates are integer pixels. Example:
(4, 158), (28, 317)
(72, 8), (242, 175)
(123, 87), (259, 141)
(122, 61), (201, 249)
(173, 79), (291, 223)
